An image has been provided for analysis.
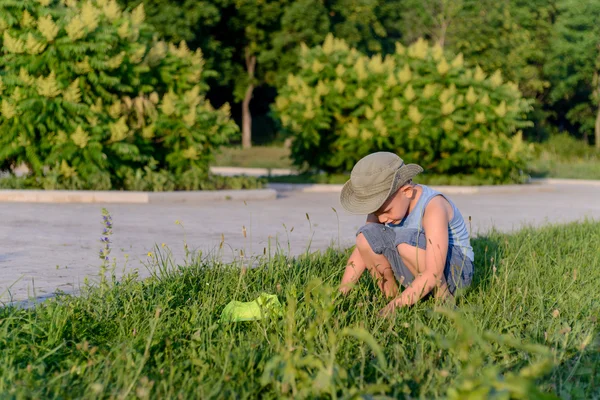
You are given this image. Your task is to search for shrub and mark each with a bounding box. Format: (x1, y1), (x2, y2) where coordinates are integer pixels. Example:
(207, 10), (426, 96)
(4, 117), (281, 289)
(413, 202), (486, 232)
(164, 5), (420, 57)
(0, 0), (237, 190)
(273, 35), (534, 182)
(0, 171), (266, 191)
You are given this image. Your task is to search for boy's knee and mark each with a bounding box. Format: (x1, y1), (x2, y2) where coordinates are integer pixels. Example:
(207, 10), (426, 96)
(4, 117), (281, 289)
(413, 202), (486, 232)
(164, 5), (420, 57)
(356, 232), (371, 252)
(396, 243), (417, 257)
(396, 243), (423, 273)
(356, 223), (396, 256)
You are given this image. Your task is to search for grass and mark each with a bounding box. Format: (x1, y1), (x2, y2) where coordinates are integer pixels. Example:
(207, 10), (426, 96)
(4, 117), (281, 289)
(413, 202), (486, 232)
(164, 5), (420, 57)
(213, 146), (293, 169)
(529, 160), (600, 180)
(529, 134), (600, 180)
(1, 217), (599, 399)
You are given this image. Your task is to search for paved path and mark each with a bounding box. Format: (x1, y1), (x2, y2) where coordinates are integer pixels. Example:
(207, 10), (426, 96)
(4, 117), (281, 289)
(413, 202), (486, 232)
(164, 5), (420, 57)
(1, 183), (599, 303)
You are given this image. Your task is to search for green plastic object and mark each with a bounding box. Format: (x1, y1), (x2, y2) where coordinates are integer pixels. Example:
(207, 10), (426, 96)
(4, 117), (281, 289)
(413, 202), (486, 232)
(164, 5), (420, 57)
(220, 293), (284, 322)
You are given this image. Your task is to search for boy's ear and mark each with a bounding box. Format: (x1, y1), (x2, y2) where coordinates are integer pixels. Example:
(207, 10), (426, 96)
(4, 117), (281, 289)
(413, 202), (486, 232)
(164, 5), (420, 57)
(400, 182), (416, 198)
(400, 184), (412, 194)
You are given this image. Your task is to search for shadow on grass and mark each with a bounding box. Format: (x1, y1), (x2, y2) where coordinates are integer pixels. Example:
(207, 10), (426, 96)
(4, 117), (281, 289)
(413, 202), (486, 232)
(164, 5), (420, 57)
(470, 233), (504, 289)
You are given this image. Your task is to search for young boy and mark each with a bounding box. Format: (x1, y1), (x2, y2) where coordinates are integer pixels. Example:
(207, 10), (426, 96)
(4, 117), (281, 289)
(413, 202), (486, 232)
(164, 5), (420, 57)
(338, 152), (474, 316)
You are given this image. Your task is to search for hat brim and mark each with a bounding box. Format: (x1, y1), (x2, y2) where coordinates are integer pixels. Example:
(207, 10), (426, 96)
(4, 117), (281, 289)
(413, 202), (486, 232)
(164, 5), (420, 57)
(340, 164), (423, 215)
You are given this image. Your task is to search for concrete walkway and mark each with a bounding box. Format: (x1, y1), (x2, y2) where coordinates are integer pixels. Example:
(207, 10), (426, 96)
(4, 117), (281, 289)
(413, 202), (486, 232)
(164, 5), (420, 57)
(1, 183), (599, 303)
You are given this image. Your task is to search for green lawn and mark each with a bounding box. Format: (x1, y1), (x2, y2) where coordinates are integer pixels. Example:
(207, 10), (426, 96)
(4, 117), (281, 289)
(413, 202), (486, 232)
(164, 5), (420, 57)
(1, 221), (599, 398)
(528, 134), (600, 180)
(213, 146), (293, 169)
(528, 158), (600, 180)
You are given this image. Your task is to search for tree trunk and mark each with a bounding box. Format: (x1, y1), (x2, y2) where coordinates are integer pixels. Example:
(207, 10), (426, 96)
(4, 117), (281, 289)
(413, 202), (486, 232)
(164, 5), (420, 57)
(242, 52), (256, 149)
(438, 21), (448, 48)
(595, 68), (600, 149)
(594, 46), (600, 148)
(595, 100), (600, 149)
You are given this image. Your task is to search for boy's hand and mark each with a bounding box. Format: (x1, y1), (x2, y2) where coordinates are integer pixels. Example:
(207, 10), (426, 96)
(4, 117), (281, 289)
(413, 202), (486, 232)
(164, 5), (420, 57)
(378, 298), (401, 318)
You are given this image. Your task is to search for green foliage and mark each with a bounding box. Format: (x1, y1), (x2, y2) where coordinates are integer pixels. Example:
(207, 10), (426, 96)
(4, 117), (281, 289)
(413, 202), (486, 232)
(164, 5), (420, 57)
(0, 172), (266, 191)
(545, 0), (600, 144)
(397, 0), (554, 99)
(118, 0), (222, 44)
(0, 0), (238, 190)
(456, 0), (553, 99)
(114, 0), (600, 151)
(262, 0), (387, 86)
(122, 0), (390, 146)
(2, 220), (599, 398)
(389, 0), (555, 141)
(274, 35), (534, 181)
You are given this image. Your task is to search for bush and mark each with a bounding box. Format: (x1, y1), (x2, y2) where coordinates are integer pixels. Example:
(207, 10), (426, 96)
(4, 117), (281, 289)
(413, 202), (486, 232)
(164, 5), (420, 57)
(0, 172), (266, 191)
(0, 0), (237, 190)
(273, 35), (534, 182)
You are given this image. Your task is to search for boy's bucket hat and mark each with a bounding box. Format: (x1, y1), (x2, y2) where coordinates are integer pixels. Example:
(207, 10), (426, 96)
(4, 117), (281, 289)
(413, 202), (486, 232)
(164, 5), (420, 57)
(340, 152), (423, 214)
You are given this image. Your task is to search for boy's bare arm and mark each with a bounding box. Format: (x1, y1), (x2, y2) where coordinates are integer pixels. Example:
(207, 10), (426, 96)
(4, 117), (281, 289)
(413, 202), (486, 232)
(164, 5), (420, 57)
(339, 247), (366, 294)
(401, 198), (448, 305)
(339, 214), (379, 294)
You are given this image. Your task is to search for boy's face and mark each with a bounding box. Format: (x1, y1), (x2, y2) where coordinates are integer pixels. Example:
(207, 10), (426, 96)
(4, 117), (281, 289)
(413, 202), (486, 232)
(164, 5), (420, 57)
(373, 185), (413, 225)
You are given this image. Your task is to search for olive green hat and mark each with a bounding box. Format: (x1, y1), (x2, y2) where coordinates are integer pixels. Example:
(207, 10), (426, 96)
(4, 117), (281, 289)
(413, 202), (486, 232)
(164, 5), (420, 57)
(340, 152), (423, 215)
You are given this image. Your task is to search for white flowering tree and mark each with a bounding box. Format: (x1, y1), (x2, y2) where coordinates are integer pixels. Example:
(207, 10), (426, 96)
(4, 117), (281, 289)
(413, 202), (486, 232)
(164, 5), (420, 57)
(0, 0), (237, 190)
(274, 35), (534, 182)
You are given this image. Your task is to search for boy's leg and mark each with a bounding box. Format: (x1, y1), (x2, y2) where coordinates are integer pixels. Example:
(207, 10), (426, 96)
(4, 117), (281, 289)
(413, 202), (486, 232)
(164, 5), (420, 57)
(397, 243), (450, 299)
(396, 231), (474, 299)
(356, 233), (398, 298)
(355, 223), (410, 298)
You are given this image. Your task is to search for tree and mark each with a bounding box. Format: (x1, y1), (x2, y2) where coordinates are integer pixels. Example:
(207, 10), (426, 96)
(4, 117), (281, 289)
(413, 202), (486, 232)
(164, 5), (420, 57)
(226, 0), (387, 148)
(394, 0), (464, 48)
(118, 0), (220, 42)
(119, 0), (289, 148)
(392, 0), (555, 141)
(119, 0), (388, 148)
(545, 0), (600, 148)
(453, 0), (553, 99)
(251, 0), (389, 100)
(227, 0), (289, 148)
(117, 0), (232, 74)
(0, 0), (237, 189)
(395, 0), (553, 100)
